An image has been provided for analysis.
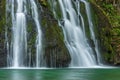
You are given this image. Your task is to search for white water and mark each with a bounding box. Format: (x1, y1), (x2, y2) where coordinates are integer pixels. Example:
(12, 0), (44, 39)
(30, 0), (43, 67)
(49, 0), (101, 67)
(6, 0), (43, 68)
(81, 0), (101, 64)
(13, 13), (27, 67)
(11, 0), (27, 67)
(6, 0), (101, 68)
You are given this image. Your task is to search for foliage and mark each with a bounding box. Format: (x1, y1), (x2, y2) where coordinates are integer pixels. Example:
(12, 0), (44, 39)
(0, 0), (6, 32)
(38, 0), (47, 7)
(90, 0), (120, 65)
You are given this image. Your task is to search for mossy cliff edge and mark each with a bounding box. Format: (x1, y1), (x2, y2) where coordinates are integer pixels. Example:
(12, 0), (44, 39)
(0, 0), (7, 67)
(90, 0), (120, 65)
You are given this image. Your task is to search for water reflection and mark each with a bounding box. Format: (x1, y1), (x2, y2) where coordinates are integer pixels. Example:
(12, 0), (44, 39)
(0, 68), (120, 80)
(10, 70), (42, 80)
(11, 70), (27, 80)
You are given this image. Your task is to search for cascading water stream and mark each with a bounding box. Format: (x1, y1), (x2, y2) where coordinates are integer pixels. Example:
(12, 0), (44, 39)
(6, 0), (43, 68)
(6, 0), (102, 68)
(49, 0), (101, 67)
(11, 0), (27, 67)
(80, 0), (101, 64)
(30, 0), (43, 67)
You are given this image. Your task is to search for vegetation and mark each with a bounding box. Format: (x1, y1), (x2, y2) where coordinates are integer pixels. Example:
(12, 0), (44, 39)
(90, 0), (120, 65)
(0, 0), (7, 67)
(39, 3), (70, 67)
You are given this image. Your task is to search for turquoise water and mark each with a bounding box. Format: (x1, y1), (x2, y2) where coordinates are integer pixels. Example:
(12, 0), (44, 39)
(0, 68), (120, 80)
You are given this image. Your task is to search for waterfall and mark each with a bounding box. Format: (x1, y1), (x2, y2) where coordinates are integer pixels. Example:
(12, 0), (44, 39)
(30, 0), (43, 67)
(81, 0), (102, 65)
(11, 0), (27, 67)
(6, 0), (43, 68)
(6, 0), (101, 68)
(49, 0), (101, 67)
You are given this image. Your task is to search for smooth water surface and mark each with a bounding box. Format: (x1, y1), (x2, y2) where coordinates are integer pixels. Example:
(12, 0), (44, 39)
(0, 68), (120, 80)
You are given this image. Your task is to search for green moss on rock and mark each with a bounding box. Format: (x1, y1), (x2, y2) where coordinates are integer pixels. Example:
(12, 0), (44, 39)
(0, 0), (7, 67)
(90, 0), (120, 65)
(40, 5), (70, 67)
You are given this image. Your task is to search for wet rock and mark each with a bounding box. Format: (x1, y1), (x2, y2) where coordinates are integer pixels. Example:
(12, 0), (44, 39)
(39, 4), (71, 67)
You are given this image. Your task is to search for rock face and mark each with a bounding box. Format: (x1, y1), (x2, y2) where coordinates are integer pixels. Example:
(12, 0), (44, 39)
(90, 1), (120, 66)
(91, 3), (112, 64)
(0, 28), (6, 67)
(38, 1), (71, 67)
(0, 0), (7, 67)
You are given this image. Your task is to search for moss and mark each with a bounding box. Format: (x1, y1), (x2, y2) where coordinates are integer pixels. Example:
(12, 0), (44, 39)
(38, 0), (47, 6)
(90, 0), (120, 65)
(0, 18), (5, 32)
(41, 15), (64, 46)
(47, 0), (62, 20)
(40, 4), (70, 67)
(0, 0), (6, 41)
(80, 2), (91, 39)
(90, 1), (113, 64)
(0, 0), (7, 67)
(0, 0), (6, 32)
(27, 20), (37, 56)
(112, 28), (120, 36)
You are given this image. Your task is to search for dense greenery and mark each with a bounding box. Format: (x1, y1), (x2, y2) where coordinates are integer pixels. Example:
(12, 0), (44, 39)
(90, 0), (120, 65)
